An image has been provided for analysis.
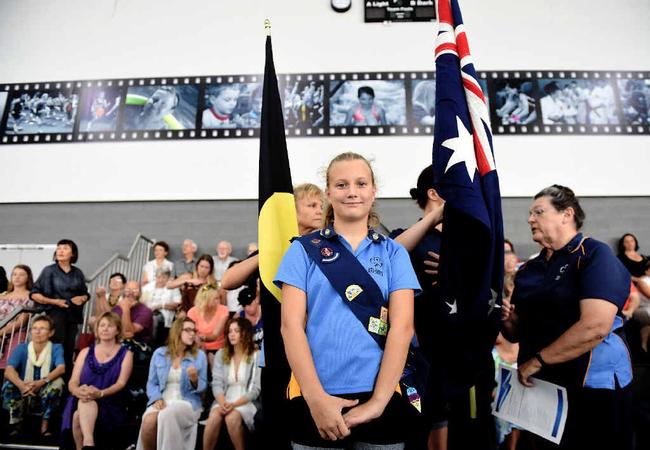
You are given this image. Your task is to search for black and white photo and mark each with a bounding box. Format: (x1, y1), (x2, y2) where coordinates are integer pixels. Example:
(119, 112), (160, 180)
(492, 79), (538, 126)
(4, 89), (78, 135)
(539, 79), (619, 125)
(617, 78), (650, 125)
(280, 79), (325, 128)
(123, 85), (199, 131)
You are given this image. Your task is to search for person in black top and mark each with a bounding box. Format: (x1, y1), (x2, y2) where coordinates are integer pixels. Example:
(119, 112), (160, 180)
(0, 266), (7, 293)
(31, 239), (89, 379)
(617, 232), (648, 279)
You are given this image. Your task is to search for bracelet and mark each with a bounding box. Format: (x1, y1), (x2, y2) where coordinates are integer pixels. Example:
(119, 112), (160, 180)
(42, 376), (50, 384)
(534, 352), (549, 369)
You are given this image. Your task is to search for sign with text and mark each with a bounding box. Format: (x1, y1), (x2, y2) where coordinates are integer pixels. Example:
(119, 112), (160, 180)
(364, 0), (436, 23)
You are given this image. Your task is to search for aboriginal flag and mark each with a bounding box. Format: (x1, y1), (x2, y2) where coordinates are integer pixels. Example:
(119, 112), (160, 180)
(257, 34), (298, 449)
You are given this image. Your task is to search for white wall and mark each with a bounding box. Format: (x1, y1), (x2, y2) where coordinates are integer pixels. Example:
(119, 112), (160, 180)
(1, 0), (649, 202)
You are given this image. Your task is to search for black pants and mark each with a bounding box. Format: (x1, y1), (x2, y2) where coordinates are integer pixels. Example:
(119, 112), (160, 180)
(48, 308), (79, 381)
(289, 392), (407, 448)
(528, 384), (633, 450)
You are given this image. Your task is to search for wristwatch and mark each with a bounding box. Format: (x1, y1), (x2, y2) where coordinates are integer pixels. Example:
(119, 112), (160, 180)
(534, 352), (549, 369)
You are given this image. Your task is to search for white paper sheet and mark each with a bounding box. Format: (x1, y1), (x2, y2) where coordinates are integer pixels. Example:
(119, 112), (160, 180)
(492, 364), (568, 444)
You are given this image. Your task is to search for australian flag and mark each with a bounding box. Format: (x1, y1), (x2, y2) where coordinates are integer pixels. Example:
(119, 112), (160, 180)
(432, 0), (504, 393)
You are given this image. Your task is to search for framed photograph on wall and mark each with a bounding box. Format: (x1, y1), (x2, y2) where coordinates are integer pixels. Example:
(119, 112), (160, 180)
(490, 79), (538, 127)
(4, 88), (78, 135)
(539, 78), (619, 125)
(124, 85), (199, 131)
(279, 78), (326, 129)
(617, 78), (650, 125)
(329, 79), (406, 127)
(202, 82), (263, 129)
(410, 78), (436, 127)
(78, 86), (123, 132)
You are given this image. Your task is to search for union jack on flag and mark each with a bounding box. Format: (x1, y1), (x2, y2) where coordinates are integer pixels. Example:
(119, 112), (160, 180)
(432, 0), (504, 391)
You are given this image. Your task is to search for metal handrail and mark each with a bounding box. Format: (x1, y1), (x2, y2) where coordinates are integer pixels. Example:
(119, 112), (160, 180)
(0, 307), (43, 361)
(81, 233), (155, 331)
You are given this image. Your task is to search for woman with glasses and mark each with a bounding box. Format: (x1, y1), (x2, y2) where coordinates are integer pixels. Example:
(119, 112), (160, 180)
(137, 317), (207, 450)
(502, 185), (633, 450)
(2, 315), (65, 438)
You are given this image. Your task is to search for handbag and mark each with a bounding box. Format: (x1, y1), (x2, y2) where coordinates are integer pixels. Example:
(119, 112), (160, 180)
(296, 228), (429, 414)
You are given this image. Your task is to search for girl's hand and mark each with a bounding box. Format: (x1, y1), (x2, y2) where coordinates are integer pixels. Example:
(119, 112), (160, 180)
(153, 399), (166, 410)
(342, 397), (385, 428)
(307, 394), (358, 441)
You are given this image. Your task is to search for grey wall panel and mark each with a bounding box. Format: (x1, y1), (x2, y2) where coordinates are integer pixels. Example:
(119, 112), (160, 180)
(0, 197), (648, 278)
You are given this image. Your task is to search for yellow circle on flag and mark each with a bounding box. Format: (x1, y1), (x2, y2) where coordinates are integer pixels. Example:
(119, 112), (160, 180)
(259, 192), (299, 302)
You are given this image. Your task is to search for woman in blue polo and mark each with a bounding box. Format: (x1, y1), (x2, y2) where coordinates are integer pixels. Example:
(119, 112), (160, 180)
(502, 185), (632, 450)
(275, 152), (420, 449)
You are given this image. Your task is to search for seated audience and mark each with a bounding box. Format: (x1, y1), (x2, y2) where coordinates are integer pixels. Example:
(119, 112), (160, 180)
(168, 254), (216, 314)
(137, 317), (207, 450)
(2, 315), (65, 438)
(187, 285), (228, 366)
(213, 240), (238, 283)
(236, 282), (263, 349)
(633, 260), (650, 352)
(112, 281), (154, 346)
(142, 241), (174, 286)
(141, 268), (181, 348)
(617, 232), (648, 278)
(203, 318), (261, 450)
(246, 242), (258, 256)
(504, 250), (520, 276)
(62, 311), (133, 450)
(0, 266), (7, 294)
(0, 265), (35, 369)
(89, 272), (125, 329)
(174, 239), (198, 278)
(225, 261), (245, 316)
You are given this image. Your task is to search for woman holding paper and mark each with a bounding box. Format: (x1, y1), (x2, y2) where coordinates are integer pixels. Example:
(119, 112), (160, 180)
(502, 185), (632, 450)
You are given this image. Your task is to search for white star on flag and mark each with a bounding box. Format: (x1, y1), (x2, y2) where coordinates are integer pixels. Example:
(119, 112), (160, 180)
(442, 116), (477, 183)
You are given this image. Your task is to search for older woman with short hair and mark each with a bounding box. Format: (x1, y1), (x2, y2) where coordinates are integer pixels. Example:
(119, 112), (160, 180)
(503, 185), (633, 450)
(2, 315), (65, 438)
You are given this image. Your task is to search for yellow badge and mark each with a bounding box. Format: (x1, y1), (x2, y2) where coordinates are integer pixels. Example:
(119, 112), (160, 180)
(368, 317), (388, 336)
(345, 284), (363, 302)
(380, 306), (388, 323)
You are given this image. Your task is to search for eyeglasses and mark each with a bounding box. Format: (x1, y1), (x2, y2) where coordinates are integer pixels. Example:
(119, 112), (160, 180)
(182, 328), (196, 334)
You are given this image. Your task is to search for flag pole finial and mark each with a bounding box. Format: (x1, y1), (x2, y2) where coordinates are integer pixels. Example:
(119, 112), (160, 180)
(264, 19), (271, 36)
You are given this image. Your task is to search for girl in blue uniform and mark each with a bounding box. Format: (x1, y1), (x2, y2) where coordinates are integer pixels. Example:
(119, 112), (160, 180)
(275, 152), (420, 449)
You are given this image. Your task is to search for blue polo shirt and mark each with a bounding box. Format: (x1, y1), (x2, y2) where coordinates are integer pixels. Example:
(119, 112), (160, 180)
(512, 233), (632, 390)
(274, 228), (420, 395)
